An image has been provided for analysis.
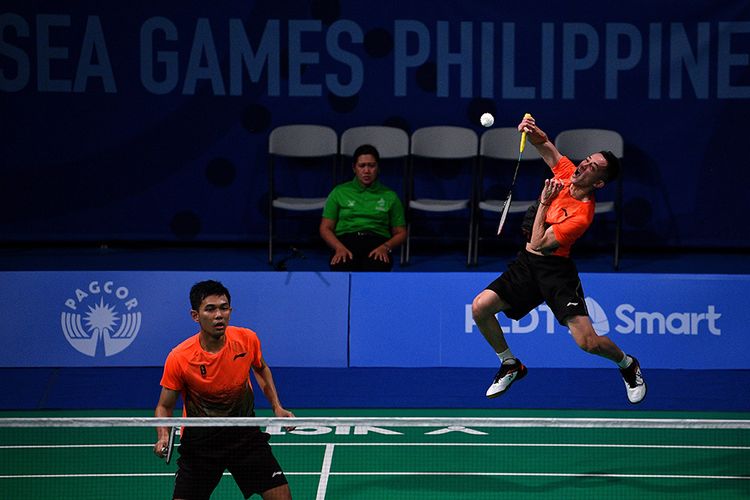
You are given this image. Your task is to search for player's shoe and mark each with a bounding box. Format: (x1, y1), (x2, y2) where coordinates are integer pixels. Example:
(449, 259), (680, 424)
(619, 355), (647, 404)
(486, 360), (527, 399)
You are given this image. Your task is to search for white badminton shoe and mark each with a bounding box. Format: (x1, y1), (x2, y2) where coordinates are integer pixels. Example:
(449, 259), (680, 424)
(486, 359), (528, 399)
(619, 356), (647, 404)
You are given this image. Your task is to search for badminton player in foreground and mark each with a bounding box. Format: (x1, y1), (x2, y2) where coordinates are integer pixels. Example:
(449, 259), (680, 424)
(153, 280), (294, 499)
(471, 115), (646, 404)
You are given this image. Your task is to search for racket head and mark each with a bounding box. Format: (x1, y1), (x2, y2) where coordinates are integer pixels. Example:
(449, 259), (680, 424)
(496, 192), (513, 235)
(165, 426), (177, 464)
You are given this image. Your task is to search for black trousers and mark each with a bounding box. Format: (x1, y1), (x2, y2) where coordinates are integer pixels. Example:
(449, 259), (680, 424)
(330, 232), (393, 272)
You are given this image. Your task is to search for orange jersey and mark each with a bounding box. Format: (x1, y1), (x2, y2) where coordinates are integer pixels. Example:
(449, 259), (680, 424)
(160, 325), (263, 418)
(546, 157), (595, 257)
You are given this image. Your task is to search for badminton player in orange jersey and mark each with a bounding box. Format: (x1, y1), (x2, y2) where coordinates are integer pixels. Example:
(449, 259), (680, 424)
(472, 115), (646, 405)
(154, 280), (294, 500)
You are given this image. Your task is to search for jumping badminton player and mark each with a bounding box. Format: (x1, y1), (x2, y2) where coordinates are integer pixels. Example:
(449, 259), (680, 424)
(472, 115), (647, 404)
(153, 280), (294, 499)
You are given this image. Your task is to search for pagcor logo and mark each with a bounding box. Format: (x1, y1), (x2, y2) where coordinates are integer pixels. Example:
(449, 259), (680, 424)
(60, 280), (142, 357)
(465, 298), (721, 336)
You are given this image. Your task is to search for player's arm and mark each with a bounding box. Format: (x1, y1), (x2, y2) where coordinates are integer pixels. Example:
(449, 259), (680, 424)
(153, 387), (179, 457)
(519, 115), (562, 170)
(252, 357), (295, 419)
(529, 179), (563, 254)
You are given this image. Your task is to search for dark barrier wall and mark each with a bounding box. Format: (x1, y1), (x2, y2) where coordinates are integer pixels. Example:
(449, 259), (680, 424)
(2, 1), (749, 248)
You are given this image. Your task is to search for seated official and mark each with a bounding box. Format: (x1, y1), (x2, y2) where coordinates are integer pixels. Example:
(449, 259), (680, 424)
(319, 144), (407, 271)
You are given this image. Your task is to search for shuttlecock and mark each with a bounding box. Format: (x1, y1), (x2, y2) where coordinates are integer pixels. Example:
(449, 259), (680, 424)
(480, 113), (494, 127)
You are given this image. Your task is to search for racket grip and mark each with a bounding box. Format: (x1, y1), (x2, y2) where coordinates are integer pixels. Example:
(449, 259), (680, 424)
(520, 113), (533, 153)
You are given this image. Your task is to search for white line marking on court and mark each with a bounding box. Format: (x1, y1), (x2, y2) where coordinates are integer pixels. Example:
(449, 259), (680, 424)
(324, 472), (750, 480)
(270, 442), (750, 450)
(315, 443), (335, 500)
(2, 441), (748, 451)
(1, 471), (747, 481)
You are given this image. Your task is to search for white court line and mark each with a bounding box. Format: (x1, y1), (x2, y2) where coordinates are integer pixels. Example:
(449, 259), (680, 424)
(1, 471), (747, 481)
(2, 441), (748, 450)
(315, 444), (335, 500)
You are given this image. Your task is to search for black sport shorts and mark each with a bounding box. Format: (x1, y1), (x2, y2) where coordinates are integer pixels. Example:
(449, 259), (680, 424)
(485, 249), (588, 326)
(173, 430), (287, 500)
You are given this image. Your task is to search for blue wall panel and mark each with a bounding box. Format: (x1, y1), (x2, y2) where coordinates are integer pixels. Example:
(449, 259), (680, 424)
(350, 273), (750, 369)
(0, 271), (349, 367)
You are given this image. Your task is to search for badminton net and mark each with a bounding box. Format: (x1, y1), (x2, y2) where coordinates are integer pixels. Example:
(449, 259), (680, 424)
(1, 416), (748, 499)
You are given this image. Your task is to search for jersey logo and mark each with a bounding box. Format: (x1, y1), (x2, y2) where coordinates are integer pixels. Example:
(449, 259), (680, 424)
(200, 364), (207, 377)
(561, 208), (568, 217)
(233, 352), (247, 361)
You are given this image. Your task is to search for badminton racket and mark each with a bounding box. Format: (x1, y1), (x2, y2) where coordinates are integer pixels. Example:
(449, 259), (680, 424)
(162, 425), (177, 465)
(497, 113), (533, 235)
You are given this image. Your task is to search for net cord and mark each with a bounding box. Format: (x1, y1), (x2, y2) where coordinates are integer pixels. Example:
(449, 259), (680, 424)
(0, 417), (748, 430)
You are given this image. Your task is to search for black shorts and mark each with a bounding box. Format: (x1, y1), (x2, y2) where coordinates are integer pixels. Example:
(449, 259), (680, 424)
(330, 231), (392, 271)
(485, 249), (588, 326)
(173, 430), (287, 500)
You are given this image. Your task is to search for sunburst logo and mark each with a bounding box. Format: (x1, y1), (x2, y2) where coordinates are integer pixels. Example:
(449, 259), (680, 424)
(61, 281), (141, 357)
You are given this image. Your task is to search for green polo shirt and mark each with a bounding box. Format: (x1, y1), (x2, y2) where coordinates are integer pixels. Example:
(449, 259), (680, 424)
(322, 179), (406, 239)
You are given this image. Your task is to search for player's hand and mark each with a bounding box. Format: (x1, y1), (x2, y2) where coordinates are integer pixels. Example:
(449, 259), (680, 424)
(274, 406), (296, 432)
(540, 178), (564, 205)
(368, 245), (391, 263)
(154, 438), (168, 458)
(518, 115), (547, 146)
(330, 246), (353, 265)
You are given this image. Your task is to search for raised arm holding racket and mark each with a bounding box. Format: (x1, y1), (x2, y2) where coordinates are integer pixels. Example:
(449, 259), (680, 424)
(472, 114), (648, 406)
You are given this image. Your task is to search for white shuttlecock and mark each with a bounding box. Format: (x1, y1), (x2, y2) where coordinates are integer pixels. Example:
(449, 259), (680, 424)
(480, 113), (494, 127)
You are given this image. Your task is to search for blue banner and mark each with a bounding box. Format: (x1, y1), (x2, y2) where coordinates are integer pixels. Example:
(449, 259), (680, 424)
(0, 271), (349, 367)
(350, 273), (750, 369)
(1, 1), (749, 248)
(1, 271), (748, 369)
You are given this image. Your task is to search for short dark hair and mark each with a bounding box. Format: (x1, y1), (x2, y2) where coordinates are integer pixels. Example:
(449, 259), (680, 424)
(189, 280), (231, 310)
(352, 144), (380, 164)
(599, 150), (621, 184)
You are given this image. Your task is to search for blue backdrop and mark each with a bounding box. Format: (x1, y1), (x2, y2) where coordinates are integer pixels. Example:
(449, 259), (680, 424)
(1, 1), (749, 248)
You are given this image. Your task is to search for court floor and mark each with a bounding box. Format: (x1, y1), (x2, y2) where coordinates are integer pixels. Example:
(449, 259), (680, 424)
(1, 409), (748, 499)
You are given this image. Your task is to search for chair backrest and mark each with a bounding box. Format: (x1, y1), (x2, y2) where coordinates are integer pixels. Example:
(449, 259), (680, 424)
(340, 126), (409, 159)
(269, 125), (338, 157)
(553, 129), (624, 160)
(411, 126), (478, 159)
(480, 128), (542, 161)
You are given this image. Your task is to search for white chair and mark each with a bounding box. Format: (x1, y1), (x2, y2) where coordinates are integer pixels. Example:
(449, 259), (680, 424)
(554, 129), (624, 269)
(404, 126), (479, 266)
(472, 127), (546, 264)
(268, 125), (338, 265)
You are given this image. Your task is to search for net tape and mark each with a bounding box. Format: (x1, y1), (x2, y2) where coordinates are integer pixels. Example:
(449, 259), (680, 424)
(1, 417), (748, 430)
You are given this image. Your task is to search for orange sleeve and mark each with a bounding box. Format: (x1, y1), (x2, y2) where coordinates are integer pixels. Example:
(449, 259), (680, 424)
(160, 350), (183, 391)
(247, 330), (263, 369)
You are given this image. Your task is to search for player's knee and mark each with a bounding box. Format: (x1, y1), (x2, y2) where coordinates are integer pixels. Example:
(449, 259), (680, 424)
(576, 336), (602, 355)
(472, 292), (503, 322)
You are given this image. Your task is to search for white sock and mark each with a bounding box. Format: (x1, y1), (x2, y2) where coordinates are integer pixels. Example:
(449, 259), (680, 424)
(617, 354), (632, 369)
(497, 348), (516, 364)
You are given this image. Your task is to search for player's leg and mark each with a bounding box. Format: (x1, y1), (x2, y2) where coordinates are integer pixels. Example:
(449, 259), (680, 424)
(230, 432), (290, 499)
(261, 484), (292, 500)
(566, 315), (647, 404)
(540, 255), (647, 404)
(172, 453), (224, 500)
(473, 255), (540, 398)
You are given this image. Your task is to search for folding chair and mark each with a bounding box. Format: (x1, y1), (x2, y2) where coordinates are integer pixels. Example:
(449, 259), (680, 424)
(554, 129), (624, 270)
(404, 126), (478, 266)
(268, 125), (338, 265)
